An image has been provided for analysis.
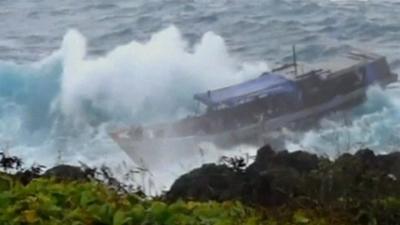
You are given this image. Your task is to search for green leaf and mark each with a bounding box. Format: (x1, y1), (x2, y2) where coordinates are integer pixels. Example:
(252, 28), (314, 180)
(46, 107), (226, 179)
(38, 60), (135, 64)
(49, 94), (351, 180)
(23, 210), (38, 223)
(113, 210), (131, 225)
(168, 201), (188, 214)
(80, 191), (97, 206)
(0, 175), (12, 191)
(165, 214), (194, 225)
(149, 201), (170, 223)
(0, 192), (12, 208)
(293, 210), (310, 224)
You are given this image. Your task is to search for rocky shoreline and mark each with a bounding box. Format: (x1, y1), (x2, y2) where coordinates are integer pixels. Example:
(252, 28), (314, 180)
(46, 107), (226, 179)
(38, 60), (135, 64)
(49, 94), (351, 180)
(3, 145), (400, 206)
(2, 146), (400, 224)
(167, 145), (400, 207)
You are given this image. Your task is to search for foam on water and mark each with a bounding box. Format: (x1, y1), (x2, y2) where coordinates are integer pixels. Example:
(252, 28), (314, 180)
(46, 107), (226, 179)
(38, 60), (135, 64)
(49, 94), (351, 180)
(0, 24), (399, 193)
(0, 26), (266, 193)
(285, 85), (400, 158)
(59, 26), (268, 125)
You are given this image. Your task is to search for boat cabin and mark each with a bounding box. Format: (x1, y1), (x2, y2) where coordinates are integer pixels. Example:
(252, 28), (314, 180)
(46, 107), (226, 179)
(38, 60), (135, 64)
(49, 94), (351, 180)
(192, 50), (396, 133)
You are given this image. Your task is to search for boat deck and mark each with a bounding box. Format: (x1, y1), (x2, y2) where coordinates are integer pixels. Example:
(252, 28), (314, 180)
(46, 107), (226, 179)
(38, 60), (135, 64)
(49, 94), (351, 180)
(272, 50), (384, 81)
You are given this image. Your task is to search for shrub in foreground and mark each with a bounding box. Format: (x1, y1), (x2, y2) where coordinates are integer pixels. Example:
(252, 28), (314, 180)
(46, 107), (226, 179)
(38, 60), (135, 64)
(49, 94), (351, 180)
(0, 173), (360, 225)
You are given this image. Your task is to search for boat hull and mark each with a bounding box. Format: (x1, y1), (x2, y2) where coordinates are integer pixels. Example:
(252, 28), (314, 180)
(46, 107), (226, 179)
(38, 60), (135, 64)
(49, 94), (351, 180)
(111, 84), (380, 165)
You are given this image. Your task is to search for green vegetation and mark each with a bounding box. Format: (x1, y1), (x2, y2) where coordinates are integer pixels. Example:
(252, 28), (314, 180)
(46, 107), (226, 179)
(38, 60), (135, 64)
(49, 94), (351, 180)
(0, 173), (296, 225)
(1, 148), (400, 224)
(1, 172), (400, 225)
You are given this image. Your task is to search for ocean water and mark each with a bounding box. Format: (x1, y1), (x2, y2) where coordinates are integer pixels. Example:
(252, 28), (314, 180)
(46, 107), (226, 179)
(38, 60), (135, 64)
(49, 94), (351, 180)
(1, 0), (400, 192)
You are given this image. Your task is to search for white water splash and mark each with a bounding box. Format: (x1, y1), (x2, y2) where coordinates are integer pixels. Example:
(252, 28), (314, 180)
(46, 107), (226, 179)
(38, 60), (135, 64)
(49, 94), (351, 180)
(285, 85), (400, 159)
(0, 26), (267, 194)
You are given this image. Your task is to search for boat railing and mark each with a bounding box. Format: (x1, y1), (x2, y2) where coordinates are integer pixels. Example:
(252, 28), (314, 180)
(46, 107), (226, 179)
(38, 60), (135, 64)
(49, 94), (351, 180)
(270, 63), (295, 73)
(347, 51), (381, 61)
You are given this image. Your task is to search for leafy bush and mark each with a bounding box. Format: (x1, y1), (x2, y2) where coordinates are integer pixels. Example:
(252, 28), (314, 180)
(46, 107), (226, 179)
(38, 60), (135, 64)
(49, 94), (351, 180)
(0, 172), (362, 225)
(1, 148), (400, 224)
(0, 174), (261, 225)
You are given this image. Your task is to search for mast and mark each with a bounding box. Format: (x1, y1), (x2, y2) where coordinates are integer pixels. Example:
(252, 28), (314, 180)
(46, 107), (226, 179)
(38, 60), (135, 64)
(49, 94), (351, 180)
(293, 45), (297, 76)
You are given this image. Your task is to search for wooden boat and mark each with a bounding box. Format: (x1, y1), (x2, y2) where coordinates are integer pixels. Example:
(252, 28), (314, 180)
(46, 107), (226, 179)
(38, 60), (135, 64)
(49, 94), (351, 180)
(110, 48), (397, 164)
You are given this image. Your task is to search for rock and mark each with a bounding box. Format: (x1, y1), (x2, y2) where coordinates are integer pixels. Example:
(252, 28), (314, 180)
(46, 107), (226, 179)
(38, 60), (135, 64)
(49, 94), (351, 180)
(43, 165), (87, 181)
(166, 164), (244, 202)
(15, 165), (46, 185)
(167, 145), (400, 207)
(247, 145), (319, 174)
(15, 170), (40, 185)
(377, 152), (400, 178)
(274, 150), (320, 173)
(242, 171), (272, 205)
(245, 167), (300, 206)
(254, 145), (276, 165)
(245, 145), (276, 175)
(354, 148), (375, 160)
(354, 149), (377, 167)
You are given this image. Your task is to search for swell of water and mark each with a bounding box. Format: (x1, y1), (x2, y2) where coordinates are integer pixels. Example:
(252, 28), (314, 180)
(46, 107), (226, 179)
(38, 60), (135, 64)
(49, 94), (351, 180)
(1, 0), (400, 192)
(1, 24), (400, 193)
(59, 26), (267, 125)
(285, 85), (400, 158)
(0, 26), (267, 193)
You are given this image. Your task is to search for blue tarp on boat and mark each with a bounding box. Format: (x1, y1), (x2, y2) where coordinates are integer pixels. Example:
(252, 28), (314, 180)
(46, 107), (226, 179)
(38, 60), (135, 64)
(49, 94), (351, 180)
(194, 73), (300, 107)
